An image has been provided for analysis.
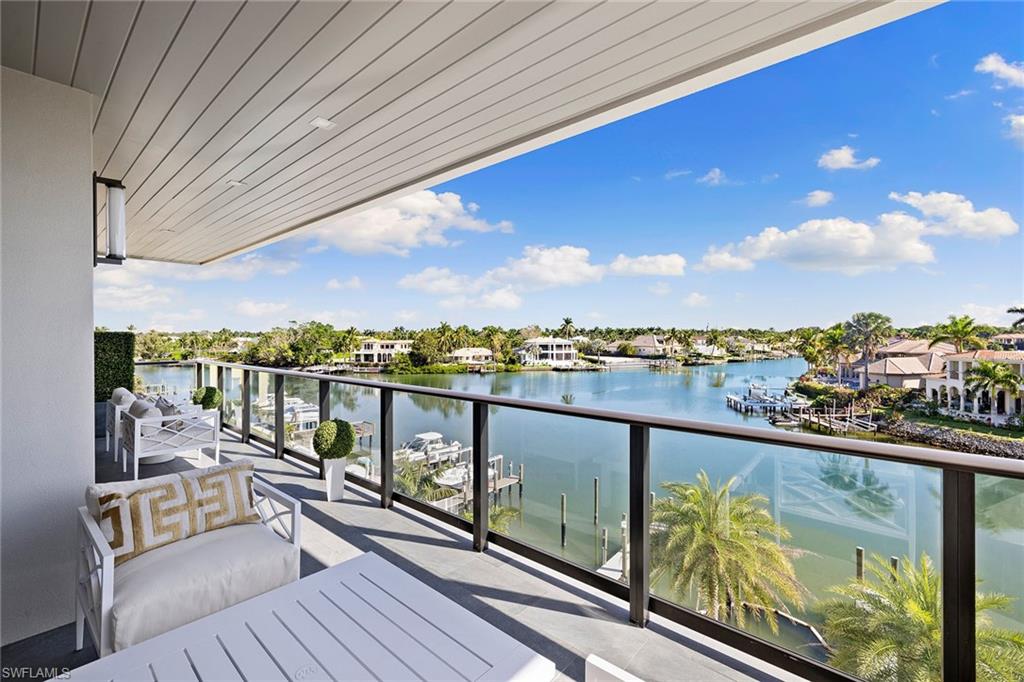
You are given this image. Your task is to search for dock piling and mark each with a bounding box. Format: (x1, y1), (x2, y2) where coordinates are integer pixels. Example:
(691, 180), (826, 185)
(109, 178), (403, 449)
(856, 546), (864, 581)
(593, 477), (600, 525)
(560, 493), (567, 547)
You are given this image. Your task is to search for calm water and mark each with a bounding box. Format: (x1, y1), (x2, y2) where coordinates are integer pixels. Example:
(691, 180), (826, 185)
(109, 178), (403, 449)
(137, 359), (1024, 652)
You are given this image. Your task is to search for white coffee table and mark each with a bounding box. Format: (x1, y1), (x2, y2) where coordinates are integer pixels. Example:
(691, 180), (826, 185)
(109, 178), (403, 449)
(66, 552), (556, 681)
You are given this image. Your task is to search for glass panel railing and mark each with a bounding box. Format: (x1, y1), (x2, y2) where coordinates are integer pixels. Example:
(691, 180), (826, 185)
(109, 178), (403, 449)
(134, 362), (193, 398)
(249, 371), (275, 442)
(328, 383), (380, 484)
(489, 408), (628, 568)
(222, 367), (242, 428)
(202, 364), (213, 389)
(976, 474), (1024, 679)
(649, 429), (942, 675)
(392, 390), (472, 520)
(282, 376), (319, 456)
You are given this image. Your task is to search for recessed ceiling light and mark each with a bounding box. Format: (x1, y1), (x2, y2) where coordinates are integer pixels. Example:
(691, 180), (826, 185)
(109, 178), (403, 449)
(225, 179), (246, 187)
(310, 116), (337, 131)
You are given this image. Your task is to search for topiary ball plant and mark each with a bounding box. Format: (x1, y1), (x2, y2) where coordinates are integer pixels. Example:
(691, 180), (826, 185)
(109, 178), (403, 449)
(313, 419), (356, 460)
(192, 385), (223, 410)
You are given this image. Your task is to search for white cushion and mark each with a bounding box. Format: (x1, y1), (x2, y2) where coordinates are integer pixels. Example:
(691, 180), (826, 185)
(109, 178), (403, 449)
(127, 399), (155, 418)
(110, 387), (135, 407)
(110, 523), (298, 651)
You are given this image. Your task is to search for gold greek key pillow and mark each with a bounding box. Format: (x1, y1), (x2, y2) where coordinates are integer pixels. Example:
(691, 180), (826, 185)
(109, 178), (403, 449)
(96, 460), (260, 566)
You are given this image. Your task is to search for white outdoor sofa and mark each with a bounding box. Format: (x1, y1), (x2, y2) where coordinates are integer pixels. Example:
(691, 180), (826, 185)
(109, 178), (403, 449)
(120, 398), (220, 480)
(75, 465), (301, 657)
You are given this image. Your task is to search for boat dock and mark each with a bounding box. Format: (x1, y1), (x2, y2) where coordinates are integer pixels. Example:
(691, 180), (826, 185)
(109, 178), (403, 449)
(434, 460), (524, 513)
(792, 408), (878, 434)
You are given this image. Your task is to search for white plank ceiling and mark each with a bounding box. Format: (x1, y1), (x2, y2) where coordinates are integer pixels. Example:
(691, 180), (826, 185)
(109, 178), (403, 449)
(2, 0), (936, 264)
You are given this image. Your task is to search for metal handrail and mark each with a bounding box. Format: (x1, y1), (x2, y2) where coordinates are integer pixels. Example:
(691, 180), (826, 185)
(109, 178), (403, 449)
(198, 358), (1024, 479)
(166, 358), (1017, 680)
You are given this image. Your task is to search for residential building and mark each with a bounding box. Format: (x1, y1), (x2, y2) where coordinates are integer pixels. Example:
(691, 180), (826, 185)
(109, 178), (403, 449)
(925, 350), (1024, 423)
(840, 338), (956, 386)
(993, 333), (1024, 351)
(517, 337), (578, 367)
(447, 347), (494, 365)
(632, 335), (667, 357)
(692, 337), (727, 357)
(356, 339), (413, 364)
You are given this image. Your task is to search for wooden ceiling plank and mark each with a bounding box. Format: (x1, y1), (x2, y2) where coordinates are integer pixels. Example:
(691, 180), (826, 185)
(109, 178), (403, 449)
(205, 2), (843, 257)
(34, 1), (89, 85)
(146, 0), (485, 251)
(98, 1), (243, 179)
(123, 1), (400, 248)
(1, 0), (38, 75)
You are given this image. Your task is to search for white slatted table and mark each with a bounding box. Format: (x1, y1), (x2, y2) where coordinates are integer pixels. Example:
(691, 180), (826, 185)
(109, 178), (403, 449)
(66, 552), (555, 682)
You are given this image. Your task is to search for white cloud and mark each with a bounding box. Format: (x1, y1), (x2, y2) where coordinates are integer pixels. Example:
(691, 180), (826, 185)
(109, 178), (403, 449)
(961, 303), (1016, 326)
(761, 173), (780, 183)
(305, 190), (512, 256)
(682, 292), (709, 307)
(147, 308), (207, 332)
(944, 89), (975, 100)
(695, 246), (755, 272)
(326, 276), (363, 290)
(801, 190), (834, 207)
(608, 253), (686, 277)
(304, 309), (361, 326)
(664, 169), (691, 180)
(1005, 114), (1024, 146)
(975, 53), (1024, 89)
(696, 168), (731, 186)
(476, 286), (523, 310)
(889, 191), (1018, 238)
(648, 281), (672, 296)
(94, 284), (174, 311)
(398, 266), (473, 295)
(698, 213), (934, 276)
(234, 300), (289, 317)
(484, 245), (605, 291)
(817, 146), (880, 170)
(394, 309), (418, 323)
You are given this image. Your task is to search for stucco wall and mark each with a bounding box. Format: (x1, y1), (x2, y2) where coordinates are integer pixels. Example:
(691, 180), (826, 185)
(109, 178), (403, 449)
(1, 67), (95, 645)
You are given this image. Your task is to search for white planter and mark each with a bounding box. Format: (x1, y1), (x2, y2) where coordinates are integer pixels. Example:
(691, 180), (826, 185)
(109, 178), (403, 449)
(324, 458), (345, 502)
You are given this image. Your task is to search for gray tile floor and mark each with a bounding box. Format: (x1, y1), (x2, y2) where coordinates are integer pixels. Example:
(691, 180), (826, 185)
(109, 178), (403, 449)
(2, 435), (804, 682)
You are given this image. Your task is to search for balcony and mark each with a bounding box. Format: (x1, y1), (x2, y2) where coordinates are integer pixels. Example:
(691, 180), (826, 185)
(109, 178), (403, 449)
(10, 359), (1021, 680)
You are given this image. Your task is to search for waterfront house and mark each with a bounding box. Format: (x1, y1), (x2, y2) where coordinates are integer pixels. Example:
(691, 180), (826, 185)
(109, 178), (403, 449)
(993, 333), (1024, 351)
(355, 338), (414, 364)
(447, 347), (494, 365)
(692, 336), (727, 358)
(516, 337), (578, 367)
(926, 350), (1024, 424)
(839, 338), (956, 386)
(632, 334), (668, 357)
(2, 3), (1011, 680)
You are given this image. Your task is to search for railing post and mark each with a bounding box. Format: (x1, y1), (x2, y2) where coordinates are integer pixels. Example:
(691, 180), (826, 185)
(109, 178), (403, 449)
(318, 380), (330, 480)
(194, 361), (203, 390)
(273, 373), (284, 460)
(472, 402), (489, 552)
(380, 388), (393, 509)
(241, 369), (251, 443)
(216, 366), (224, 425)
(943, 469), (975, 681)
(629, 424), (650, 627)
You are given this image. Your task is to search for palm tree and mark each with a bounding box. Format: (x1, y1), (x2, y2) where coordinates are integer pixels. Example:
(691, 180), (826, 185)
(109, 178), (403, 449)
(930, 315), (984, 353)
(481, 326), (507, 362)
(650, 471), (805, 632)
(462, 505), (520, 533)
(819, 324), (850, 378)
(821, 553), (1024, 681)
(435, 322), (458, 355)
(843, 312), (893, 389)
(559, 317), (576, 338)
(965, 360), (1022, 416)
(796, 329), (825, 373)
(1009, 306), (1024, 328)
(395, 461), (452, 502)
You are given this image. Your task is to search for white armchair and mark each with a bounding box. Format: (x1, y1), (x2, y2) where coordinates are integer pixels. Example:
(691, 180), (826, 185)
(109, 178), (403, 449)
(120, 402), (220, 479)
(76, 474), (301, 657)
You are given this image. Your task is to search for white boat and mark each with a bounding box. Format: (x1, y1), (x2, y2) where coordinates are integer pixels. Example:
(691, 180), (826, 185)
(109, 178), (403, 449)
(394, 432), (468, 466)
(434, 460), (498, 489)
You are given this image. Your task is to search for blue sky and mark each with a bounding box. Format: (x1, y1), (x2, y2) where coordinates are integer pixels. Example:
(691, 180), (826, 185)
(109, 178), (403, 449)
(96, 1), (1024, 332)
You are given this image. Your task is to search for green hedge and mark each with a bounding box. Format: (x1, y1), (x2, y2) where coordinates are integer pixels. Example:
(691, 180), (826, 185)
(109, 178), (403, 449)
(95, 331), (135, 402)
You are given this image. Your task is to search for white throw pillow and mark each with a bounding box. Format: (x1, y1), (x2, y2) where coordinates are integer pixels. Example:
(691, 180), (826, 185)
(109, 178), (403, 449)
(111, 387), (135, 406)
